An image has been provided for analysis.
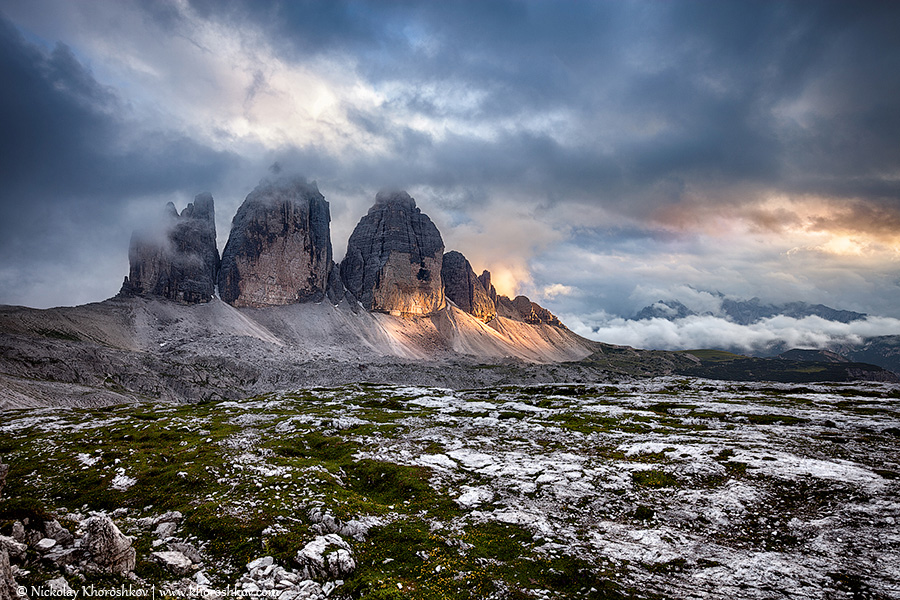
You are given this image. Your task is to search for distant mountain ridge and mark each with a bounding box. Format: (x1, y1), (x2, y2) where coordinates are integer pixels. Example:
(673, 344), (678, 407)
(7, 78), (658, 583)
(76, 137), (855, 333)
(1, 176), (896, 410)
(633, 296), (867, 325)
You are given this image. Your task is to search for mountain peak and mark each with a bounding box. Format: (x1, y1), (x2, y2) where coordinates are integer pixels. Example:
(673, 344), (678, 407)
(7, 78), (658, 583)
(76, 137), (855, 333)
(341, 191), (444, 315)
(119, 192), (219, 304)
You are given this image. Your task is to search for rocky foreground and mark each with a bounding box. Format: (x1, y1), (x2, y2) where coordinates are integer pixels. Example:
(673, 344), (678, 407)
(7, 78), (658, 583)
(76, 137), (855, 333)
(1, 378), (899, 599)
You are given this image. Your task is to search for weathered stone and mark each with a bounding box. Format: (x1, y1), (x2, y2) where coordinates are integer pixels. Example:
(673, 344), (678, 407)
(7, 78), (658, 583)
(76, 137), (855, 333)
(42, 547), (82, 568)
(0, 538), (25, 561)
(153, 521), (177, 539)
(247, 556), (274, 571)
(0, 550), (16, 600)
(43, 520), (74, 547)
(120, 193), (220, 304)
(219, 176), (337, 307)
(9, 524), (23, 545)
(294, 534), (355, 581)
(340, 191), (445, 315)
(151, 551), (193, 575)
(81, 515), (136, 575)
(154, 511), (183, 524)
(167, 542), (202, 564)
(35, 538), (57, 553)
(441, 251), (496, 323)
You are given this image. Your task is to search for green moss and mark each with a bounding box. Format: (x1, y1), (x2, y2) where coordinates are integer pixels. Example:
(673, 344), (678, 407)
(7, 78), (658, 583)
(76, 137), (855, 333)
(631, 469), (678, 488)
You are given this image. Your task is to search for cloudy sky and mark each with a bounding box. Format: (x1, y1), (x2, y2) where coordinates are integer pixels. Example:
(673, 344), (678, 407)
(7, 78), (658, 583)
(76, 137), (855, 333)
(2, 0), (899, 350)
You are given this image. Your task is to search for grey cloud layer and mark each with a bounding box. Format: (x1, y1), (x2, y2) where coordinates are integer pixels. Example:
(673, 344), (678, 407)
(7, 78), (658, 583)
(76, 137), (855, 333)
(1, 1), (898, 343)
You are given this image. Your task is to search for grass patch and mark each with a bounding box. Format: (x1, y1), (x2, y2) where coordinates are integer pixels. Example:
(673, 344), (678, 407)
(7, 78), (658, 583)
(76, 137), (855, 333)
(631, 469), (678, 488)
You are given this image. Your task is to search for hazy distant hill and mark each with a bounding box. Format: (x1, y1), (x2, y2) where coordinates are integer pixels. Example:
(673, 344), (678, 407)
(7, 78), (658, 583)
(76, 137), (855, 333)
(633, 296), (866, 325)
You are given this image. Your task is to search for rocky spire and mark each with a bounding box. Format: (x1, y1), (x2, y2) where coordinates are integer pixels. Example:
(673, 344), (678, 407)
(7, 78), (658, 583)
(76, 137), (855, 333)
(218, 176), (338, 307)
(119, 192), (219, 304)
(340, 190), (445, 315)
(441, 251), (496, 323)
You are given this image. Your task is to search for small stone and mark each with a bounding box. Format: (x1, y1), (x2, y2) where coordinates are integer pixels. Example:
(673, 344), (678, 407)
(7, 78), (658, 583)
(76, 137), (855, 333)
(44, 521), (74, 547)
(168, 542), (202, 564)
(153, 511), (183, 525)
(153, 522), (177, 539)
(294, 534), (355, 581)
(247, 556), (274, 571)
(293, 581), (323, 600)
(194, 571), (211, 586)
(36, 538), (58, 552)
(151, 551), (193, 576)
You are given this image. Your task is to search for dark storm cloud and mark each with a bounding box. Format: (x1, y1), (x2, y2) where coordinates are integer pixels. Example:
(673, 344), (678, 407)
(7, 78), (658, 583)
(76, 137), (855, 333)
(188, 0), (900, 220)
(0, 12), (239, 305)
(3, 0), (900, 319)
(0, 14), (237, 202)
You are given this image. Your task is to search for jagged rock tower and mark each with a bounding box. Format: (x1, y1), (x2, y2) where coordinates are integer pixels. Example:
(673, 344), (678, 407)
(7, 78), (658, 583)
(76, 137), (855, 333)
(441, 251), (497, 323)
(120, 193), (219, 304)
(218, 176), (338, 307)
(341, 190), (445, 315)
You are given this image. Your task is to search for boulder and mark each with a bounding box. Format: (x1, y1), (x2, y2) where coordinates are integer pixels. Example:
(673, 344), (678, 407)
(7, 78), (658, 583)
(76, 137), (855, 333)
(294, 534), (355, 581)
(81, 515), (136, 575)
(153, 521), (177, 539)
(218, 176), (337, 307)
(43, 520), (74, 547)
(167, 542), (202, 564)
(120, 193), (220, 304)
(340, 190), (445, 315)
(441, 251), (496, 323)
(151, 551), (193, 576)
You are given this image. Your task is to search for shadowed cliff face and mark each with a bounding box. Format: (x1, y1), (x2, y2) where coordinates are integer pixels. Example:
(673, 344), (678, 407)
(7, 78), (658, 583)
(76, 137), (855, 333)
(218, 177), (336, 307)
(441, 250), (497, 323)
(119, 193), (219, 304)
(340, 190), (445, 315)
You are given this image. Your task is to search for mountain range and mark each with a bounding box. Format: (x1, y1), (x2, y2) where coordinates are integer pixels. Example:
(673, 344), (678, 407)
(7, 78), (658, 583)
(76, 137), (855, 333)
(632, 296), (900, 375)
(0, 175), (896, 408)
(633, 296), (867, 325)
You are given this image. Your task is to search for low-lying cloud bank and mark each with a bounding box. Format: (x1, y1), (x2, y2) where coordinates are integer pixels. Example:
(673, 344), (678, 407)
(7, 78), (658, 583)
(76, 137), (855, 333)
(564, 313), (900, 355)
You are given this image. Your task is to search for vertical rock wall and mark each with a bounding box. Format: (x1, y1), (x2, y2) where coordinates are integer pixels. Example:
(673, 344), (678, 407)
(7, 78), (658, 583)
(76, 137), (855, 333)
(340, 191), (445, 315)
(218, 177), (335, 307)
(120, 193), (219, 304)
(441, 251), (497, 323)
